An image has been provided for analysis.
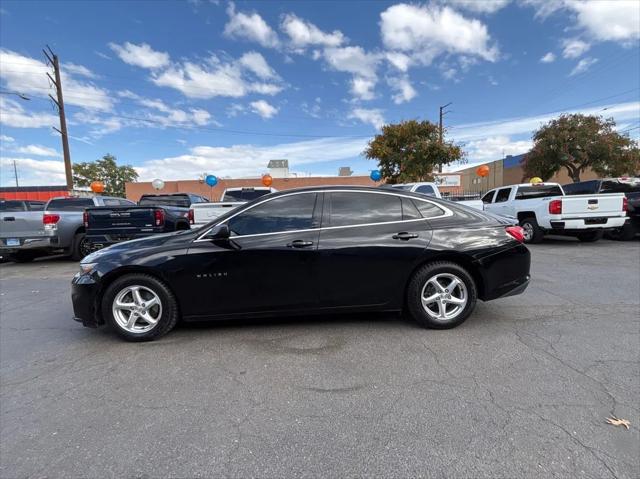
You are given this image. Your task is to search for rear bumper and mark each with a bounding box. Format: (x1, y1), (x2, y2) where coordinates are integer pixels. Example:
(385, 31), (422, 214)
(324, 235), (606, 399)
(547, 216), (626, 230)
(0, 237), (54, 254)
(478, 243), (531, 301)
(71, 272), (102, 328)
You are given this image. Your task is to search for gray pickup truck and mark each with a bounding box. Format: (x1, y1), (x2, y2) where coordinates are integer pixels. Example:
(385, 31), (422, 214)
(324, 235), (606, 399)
(43, 196), (136, 260)
(0, 199), (47, 262)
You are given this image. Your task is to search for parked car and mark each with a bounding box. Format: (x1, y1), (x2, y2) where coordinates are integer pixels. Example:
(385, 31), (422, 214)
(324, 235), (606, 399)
(72, 186), (531, 341)
(388, 182), (484, 210)
(84, 193), (205, 252)
(563, 177), (640, 241)
(482, 182), (627, 243)
(0, 199), (48, 262)
(43, 196), (137, 260)
(191, 187), (277, 225)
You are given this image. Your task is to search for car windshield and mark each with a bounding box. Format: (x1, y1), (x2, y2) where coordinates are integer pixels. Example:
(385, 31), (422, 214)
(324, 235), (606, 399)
(222, 189), (270, 201)
(139, 195), (190, 207)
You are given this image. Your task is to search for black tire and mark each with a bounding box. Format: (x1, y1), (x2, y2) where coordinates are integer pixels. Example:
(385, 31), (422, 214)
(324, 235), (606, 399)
(519, 216), (544, 244)
(406, 261), (478, 329)
(577, 230), (604, 242)
(70, 232), (91, 261)
(101, 273), (179, 341)
(10, 251), (37, 263)
(606, 223), (637, 241)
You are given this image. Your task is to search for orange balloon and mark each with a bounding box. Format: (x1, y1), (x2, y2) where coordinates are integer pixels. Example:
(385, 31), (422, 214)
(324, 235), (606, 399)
(476, 165), (490, 177)
(90, 181), (105, 193)
(262, 174), (273, 187)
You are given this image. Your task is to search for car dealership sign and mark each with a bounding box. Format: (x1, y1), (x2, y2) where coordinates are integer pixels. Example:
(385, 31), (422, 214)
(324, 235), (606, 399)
(433, 175), (461, 187)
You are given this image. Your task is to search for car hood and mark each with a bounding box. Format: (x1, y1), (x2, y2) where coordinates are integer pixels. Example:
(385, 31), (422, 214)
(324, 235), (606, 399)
(82, 230), (195, 263)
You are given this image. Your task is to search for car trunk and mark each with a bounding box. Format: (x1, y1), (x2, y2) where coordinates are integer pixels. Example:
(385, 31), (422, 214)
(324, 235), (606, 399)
(560, 194), (624, 216)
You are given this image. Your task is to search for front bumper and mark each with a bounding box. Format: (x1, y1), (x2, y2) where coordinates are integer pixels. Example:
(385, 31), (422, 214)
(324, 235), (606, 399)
(71, 272), (102, 328)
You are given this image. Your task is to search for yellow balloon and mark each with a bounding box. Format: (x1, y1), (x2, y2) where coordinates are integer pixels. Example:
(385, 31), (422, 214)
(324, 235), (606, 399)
(530, 177), (543, 184)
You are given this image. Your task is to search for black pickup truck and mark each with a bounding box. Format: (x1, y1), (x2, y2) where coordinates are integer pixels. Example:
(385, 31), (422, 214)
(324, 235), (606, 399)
(563, 177), (640, 240)
(85, 193), (209, 250)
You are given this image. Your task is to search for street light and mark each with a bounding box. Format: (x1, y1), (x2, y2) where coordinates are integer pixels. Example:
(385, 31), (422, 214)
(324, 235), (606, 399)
(0, 91), (30, 101)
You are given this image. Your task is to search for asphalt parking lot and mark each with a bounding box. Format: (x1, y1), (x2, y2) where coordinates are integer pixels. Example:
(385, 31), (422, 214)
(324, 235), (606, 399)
(0, 239), (638, 478)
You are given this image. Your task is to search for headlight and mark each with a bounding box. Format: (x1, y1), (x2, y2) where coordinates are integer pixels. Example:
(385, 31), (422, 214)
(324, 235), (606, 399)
(80, 263), (97, 274)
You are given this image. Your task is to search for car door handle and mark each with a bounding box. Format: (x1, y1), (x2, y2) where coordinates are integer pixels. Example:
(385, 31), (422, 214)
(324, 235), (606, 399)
(3, 217), (15, 221)
(287, 240), (314, 248)
(393, 232), (419, 240)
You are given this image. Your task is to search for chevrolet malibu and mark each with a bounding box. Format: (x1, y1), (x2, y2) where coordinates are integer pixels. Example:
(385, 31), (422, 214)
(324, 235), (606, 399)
(72, 186), (531, 341)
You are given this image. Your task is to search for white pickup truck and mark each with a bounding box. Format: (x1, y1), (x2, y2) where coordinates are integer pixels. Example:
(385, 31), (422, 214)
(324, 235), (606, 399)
(390, 182), (484, 210)
(190, 187), (277, 226)
(482, 182), (627, 243)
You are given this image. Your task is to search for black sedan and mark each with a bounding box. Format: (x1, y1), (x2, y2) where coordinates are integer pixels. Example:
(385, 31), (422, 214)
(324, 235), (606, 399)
(72, 186), (531, 341)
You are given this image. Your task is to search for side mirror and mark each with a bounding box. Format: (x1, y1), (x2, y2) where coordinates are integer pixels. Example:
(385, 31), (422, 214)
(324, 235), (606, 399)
(206, 224), (230, 241)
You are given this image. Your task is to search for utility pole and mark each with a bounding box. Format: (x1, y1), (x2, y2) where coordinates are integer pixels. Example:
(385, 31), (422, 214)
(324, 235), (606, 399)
(438, 102), (452, 173)
(13, 160), (19, 188)
(43, 45), (73, 192)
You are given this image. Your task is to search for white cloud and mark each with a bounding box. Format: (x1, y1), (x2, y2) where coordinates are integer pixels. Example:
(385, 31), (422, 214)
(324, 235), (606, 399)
(447, 0), (510, 14)
(281, 13), (345, 49)
(14, 144), (60, 157)
(224, 2), (279, 48)
(135, 136), (369, 180)
(569, 57), (598, 76)
(250, 99), (278, 119)
(238, 51), (278, 80)
(0, 135), (15, 143)
(570, 0), (640, 43)
(323, 46), (381, 100)
(539, 52), (556, 63)
(63, 62), (97, 79)
(350, 77), (377, 101)
(348, 107), (385, 129)
(72, 111), (123, 137)
(463, 135), (533, 162)
(388, 75), (416, 104)
(0, 97), (58, 128)
(380, 4), (499, 65)
(0, 157), (66, 186)
(561, 38), (590, 59)
(0, 49), (113, 111)
(385, 52), (412, 72)
(108, 42), (170, 69)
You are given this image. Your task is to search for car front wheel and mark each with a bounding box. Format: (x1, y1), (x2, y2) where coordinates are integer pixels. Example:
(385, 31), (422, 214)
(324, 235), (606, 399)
(101, 274), (179, 341)
(407, 261), (477, 329)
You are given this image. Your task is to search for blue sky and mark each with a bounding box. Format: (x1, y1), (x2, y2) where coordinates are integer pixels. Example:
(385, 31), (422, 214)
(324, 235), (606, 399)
(1, 0), (639, 186)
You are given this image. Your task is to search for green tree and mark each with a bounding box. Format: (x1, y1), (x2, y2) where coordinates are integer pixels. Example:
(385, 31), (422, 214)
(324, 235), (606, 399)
(522, 114), (639, 182)
(364, 120), (465, 183)
(73, 154), (138, 197)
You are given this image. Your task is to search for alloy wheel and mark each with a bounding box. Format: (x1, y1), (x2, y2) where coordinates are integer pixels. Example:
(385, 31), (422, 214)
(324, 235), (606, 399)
(522, 222), (534, 242)
(420, 273), (468, 321)
(112, 285), (163, 333)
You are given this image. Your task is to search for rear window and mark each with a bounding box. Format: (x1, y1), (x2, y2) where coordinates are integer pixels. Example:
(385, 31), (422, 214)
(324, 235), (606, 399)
(0, 200), (26, 212)
(415, 185), (436, 196)
(414, 200), (445, 218)
(515, 185), (562, 199)
(600, 180), (640, 193)
(139, 195), (190, 207)
(222, 189), (270, 202)
(562, 180), (599, 195)
(47, 198), (93, 210)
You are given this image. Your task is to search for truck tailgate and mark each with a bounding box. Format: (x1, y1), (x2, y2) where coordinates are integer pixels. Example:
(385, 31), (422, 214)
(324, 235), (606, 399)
(0, 212), (45, 239)
(560, 193), (624, 216)
(86, 207), (158, 234)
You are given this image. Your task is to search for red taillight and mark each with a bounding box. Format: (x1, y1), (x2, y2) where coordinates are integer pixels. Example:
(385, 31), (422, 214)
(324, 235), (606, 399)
(505, 226), (525, 243)
(43, 213), (60, 225)
(188, 208), (194, 225)
(83, 211), (89, 228)
(154, 209), (165, 227)
(622, 197), (628, 212)
(548, 199), (562, 215)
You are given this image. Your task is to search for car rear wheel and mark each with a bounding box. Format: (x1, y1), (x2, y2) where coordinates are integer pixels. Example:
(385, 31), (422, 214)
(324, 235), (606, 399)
(576, 230), (603, 242)
(519, 217), (544, 244)
(102, 274), (179, 341)
(407, 261), (477, 329)
(70, 232), (91, 261)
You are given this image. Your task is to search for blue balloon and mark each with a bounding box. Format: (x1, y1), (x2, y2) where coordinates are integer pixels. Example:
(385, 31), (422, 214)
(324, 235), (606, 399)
(205, 175), (218, 187)
(370, 170), (382, 182)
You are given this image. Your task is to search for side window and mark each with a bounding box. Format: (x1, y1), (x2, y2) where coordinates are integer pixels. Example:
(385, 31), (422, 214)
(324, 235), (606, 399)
(415, 185), (436, 197)
(401, 198), (422, 220)
(226, 193), (317, 236)
(495, 188), (512, 203)
(414, 200), (445, 218)
(27, 201), (45, 211)
(329, 192), (402, 227)
(482, 191), (495, 204)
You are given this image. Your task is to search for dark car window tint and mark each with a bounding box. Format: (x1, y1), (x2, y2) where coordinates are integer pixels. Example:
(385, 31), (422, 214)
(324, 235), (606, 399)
(222, 189), (270, 202)
(482, 191), (495, 204)
(515, 185), (562, 199)
(27, 201), (45, 211)
(600, 180), (640, 193)
(329, 192), (402, 226)
(415, 185), (436, 196)
(103, 198), (120, 206)
(563, 180), (599, 195)
(227, 193), (317, 236)
(414, 200), (445, 218)
(495, 188), (512, 203)
(47, 198), (93, 210)
(0, 200), (26, 212)
(139, 195), (190, 207)
(391, 184), (413, 191)
(119, 199), (135, 206)
(402, 198), (422, 220)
